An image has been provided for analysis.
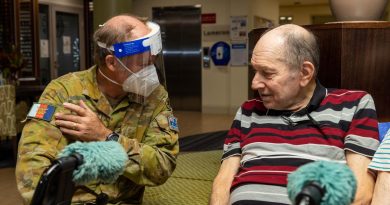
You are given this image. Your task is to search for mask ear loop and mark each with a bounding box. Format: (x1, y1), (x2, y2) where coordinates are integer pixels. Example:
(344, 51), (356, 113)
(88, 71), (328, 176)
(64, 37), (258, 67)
(114, 56), (137, 77)
(97, 68), (121, 86)
(96, 41), (124, 86)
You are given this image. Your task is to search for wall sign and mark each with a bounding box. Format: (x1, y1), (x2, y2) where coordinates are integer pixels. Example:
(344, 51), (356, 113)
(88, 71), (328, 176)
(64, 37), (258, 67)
(210, 41), (230, 66)
(202, 25), (230, 42)
(202, 13), (216, 24)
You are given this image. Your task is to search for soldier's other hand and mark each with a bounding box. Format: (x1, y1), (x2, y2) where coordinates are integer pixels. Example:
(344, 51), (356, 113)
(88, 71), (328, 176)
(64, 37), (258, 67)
(54, 100), (111, 141)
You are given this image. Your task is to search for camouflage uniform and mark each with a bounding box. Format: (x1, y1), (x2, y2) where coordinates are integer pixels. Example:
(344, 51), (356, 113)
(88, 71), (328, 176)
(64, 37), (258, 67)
(15, 66), (179, 205)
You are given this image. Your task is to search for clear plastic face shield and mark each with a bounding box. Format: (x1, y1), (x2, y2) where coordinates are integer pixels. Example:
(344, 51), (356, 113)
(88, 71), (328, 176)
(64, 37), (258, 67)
(97, 22), (166, 101)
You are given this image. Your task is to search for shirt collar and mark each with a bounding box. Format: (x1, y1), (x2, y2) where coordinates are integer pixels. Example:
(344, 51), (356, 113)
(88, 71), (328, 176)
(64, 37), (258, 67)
(305, 79), (327, 113)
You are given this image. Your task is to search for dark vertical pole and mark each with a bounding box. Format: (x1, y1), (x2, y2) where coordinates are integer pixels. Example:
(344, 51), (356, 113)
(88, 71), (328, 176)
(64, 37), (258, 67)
(32, 0), (40, 83)
(83, 0), (93, 68)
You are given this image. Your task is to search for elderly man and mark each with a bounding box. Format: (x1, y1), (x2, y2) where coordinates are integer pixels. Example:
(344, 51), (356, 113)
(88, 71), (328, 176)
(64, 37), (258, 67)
(210, 24), (379, 205)
(16, 14), (179, 204)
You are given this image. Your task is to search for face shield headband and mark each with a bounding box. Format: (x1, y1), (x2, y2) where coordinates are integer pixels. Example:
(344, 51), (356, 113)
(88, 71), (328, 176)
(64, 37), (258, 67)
(97, 21), (162, 58)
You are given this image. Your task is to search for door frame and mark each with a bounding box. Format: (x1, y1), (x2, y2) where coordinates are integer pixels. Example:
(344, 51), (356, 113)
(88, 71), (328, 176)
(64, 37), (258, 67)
(46, 4), (85, 79)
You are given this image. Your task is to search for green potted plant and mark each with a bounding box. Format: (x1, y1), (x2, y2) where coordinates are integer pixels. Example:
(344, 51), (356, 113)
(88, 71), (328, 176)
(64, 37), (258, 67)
(0, 45), (27, 85)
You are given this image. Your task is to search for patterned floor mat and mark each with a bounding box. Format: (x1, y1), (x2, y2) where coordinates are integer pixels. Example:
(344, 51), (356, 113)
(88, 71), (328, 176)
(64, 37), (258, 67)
(143, 150), (223, 205)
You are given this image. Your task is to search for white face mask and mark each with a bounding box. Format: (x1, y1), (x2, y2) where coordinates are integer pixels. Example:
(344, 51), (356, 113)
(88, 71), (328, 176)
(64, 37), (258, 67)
(115, 57), (160, 97)
(121, 64), (160, 97)
(98, 58), (160, 97)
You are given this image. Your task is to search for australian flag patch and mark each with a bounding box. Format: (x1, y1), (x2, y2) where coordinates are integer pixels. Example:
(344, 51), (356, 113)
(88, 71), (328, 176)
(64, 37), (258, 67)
(168, 115), (179, 132)
(27, 103), (56, 122)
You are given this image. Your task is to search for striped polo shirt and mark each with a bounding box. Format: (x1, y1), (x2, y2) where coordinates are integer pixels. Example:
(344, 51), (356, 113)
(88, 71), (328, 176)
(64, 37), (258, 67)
(369, 130), (390, 171)
(223, 82), (379, 205)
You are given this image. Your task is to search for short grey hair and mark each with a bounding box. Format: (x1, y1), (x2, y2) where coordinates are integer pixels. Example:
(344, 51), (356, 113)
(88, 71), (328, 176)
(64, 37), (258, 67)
(262, 24), (320, 76)
(277, 26), (320, 76)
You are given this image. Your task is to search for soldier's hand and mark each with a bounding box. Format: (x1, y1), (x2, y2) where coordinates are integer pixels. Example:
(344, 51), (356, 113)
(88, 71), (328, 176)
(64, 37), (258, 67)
(54, 100), (111, 141)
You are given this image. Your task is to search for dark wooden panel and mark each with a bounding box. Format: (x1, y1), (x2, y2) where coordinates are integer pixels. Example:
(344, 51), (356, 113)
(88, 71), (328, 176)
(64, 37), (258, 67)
(306, 22), (390, 121)
(17, 0), (40, 85)
(340, 25), (389, 121)
(307, 26), (342, 88)
(0, 0), (16, 49)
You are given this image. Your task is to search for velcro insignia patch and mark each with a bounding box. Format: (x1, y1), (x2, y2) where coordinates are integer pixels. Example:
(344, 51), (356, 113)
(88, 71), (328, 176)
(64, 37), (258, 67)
(168, 115), (179, 132)
(27, 103), (56, 122)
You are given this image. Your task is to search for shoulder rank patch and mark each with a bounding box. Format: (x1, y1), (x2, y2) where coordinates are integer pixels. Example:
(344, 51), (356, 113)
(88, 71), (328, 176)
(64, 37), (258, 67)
(168, 115), (179, 132)
(27, 103), (56, 122)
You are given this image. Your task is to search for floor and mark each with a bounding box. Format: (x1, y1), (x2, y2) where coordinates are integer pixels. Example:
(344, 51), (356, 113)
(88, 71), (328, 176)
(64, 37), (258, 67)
(143, 150), (222, 205)
(0, 111), (234, 205)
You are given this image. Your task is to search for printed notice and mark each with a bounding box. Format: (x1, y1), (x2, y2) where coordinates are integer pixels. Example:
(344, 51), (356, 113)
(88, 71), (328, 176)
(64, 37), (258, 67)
(63, 36), (71, 54)
(230, 16), (247, 41)
(231, 42), (248, 66)
(40, 39), (49, 58)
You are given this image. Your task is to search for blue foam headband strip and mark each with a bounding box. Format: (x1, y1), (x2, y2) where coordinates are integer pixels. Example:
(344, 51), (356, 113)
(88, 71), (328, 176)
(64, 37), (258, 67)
(112, 38), (150, 58)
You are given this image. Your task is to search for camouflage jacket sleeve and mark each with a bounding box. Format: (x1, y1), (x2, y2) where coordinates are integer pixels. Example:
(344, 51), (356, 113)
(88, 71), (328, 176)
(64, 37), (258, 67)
(15, 81), (70, 205)
(119, 91), (179, 186)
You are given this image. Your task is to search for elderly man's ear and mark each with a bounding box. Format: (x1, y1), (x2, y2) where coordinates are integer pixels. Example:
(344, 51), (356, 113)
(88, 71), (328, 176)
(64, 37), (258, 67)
(300, 61), (315, 87)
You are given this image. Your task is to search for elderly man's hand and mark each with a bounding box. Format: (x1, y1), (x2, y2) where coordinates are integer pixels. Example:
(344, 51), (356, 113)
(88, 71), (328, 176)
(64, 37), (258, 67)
(54, 100), (111, 141)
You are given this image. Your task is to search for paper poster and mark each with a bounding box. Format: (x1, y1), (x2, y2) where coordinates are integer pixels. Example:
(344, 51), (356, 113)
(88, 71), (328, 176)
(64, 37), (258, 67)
(230, 16), (248, 41)
(231, 42), (248, 66)
(40, 39), (49, 58)
(63, 36), (71, 54)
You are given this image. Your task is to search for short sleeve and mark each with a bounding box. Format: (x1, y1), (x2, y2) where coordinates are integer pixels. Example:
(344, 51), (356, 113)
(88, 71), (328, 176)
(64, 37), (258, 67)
(222, 107), (242, 160)
(369, 131), (390, 171)
(344, 94), (380, 157)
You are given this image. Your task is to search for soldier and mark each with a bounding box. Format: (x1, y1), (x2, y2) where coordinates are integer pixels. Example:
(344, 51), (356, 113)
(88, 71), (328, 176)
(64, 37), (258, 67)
(16, 14), (179, 204)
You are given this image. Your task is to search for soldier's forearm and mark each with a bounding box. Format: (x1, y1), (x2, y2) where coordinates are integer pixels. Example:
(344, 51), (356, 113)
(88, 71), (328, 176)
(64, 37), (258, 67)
(119, 137), (177, 186)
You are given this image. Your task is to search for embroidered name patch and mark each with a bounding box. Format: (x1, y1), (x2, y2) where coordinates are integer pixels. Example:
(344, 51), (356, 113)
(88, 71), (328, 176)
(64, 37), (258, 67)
(168, 115), (179, 132)
(27, 103), (56, 122)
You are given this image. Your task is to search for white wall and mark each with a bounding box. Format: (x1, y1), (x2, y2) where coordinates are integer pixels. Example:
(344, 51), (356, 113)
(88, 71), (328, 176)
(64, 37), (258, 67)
(280, 4), (331, 25)
(94, 0), (134, 30)
(132, 0), (279, 114)
(250, 0), (280, 27)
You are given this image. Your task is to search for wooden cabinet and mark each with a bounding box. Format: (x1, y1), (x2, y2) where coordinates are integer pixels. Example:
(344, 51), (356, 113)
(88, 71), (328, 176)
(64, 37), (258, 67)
(0, 0), (40, 84)
(1, 0), (93, 86)
(0, 0), (16, 50)
(18, 0), (40, 84)
(249, 22), (390, 121)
